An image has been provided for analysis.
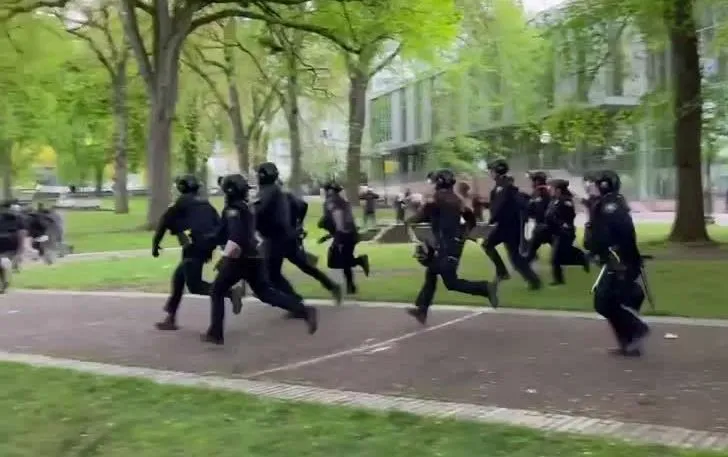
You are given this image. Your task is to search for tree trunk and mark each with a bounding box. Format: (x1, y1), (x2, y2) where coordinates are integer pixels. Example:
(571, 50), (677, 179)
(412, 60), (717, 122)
(111, 66), (130, 214)
(667, 0), (709, 243)
(228, 84), (250, 174)
(346, 69), (369, 205)
(145, 54), (181, 229)
(285, 52), (303, 195)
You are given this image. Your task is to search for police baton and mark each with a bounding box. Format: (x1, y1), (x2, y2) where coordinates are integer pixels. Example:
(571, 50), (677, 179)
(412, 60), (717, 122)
(590, 265), (607, 294)
(639, 255), (656, 310)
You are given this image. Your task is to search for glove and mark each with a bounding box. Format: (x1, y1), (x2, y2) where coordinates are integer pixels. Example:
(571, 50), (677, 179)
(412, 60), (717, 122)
(152, 244), (161, 258)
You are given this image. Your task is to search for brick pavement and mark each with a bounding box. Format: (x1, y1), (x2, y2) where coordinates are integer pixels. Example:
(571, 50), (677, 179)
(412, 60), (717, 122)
(1, 291), (728, 446)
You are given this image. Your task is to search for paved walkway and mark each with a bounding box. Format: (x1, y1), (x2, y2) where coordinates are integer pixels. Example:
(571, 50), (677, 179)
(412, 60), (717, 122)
(1, 290), (727, 450)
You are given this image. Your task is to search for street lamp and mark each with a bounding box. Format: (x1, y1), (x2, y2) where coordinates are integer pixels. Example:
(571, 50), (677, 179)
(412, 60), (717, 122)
(539, 131), (551, 169)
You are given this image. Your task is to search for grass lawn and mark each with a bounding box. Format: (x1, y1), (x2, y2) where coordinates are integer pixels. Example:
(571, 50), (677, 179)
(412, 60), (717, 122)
(0, 362), (718, 457)
(14, 226), (728, 318)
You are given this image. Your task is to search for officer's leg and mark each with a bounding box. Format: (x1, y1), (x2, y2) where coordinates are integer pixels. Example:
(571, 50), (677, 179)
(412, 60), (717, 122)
(482, 232), (509, 280)
(439, 256), (500, 309)
(202, 258), (244, 345)
(624, 280), (645, 312)
(264, 241), (300, 299)
(286, 242), (342, 305)
(550, 235), (566, 285)
(156, 261), (186, 330)
(245, 258), (318, 334)
(407, 265), (438, 324)
(505, 238), (541, 289)
(340, 237), (358, 293)
(525, 227), (545, 263)
(594, 272), (647, 356)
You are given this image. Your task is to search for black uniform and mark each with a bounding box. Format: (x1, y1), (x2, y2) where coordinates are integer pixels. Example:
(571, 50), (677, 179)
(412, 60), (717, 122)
(153, 175), (243, 331)
(0, 205), (26, 292)
(254, 163), (341, 313)
(407, 170), (499, 324)
(482, 159), (541, 288)
(587, 170), (649, 357)
(360, 189), (379, 228)
(318, 181), (370, 294)
(203, 174), (318, 345)
(524, 171), (551, 262)
(543, 179), (588, 284)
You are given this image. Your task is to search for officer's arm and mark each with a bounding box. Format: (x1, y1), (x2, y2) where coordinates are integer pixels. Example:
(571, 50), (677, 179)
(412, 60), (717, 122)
(487, 189), (501, 223)
(406, 200), (433, 225)
(372, 192), (380, 199)
(462, 207), (477, 232)
(222, 207), (246, 258)
(298, 198), (309, 222)
(273, 188), (295, 237)
(152, 205), (176, 247)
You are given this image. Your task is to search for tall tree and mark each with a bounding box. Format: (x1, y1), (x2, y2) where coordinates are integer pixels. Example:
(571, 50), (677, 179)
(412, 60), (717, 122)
(558, 0), (708, 243)
(306, 0), (460, 202)
(55, 1), (133, 212)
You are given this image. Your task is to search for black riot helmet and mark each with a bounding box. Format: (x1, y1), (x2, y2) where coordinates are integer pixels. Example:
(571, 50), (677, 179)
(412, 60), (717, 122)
(219, 173), (251, 202)
(175, 174), (200, 194)
(322, 179), (343, 194)
(594, 170), (621, 194)
(257, 162), (279, 186)
(432, 169), (456, 190)
(548, 178), (570, 192)
(527, 170), (548, 185)
(487, 157), (509, 176)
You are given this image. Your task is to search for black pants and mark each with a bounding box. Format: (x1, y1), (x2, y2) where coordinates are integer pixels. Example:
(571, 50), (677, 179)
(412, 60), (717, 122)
(415, 239), (492, 313)
(264, 237), (337, 300)
(164, 244), (215, 316)
(328, 232), (364, 291)
(207, 257), (307, 339)
(362, 211), (376, 228)
(594, 268), (648, 347)
(483, 228), (540, 286)
(550, 232), (587, 283)
(525, 224), (550, 262)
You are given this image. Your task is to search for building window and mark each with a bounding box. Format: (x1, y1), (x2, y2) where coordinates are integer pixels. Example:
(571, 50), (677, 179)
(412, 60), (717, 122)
(414, 80), (424, 140)
(399, 88), (407, 143)
(370, 95), (392, 144)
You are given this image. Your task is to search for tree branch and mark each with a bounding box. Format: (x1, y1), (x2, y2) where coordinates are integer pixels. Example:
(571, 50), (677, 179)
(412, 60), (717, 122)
(369, 43), (402, 78)
(189, 8), (359, 54)
(118, 0), (153, 91)
(1, 0), (69, 20)
(181, 50), (230, 111)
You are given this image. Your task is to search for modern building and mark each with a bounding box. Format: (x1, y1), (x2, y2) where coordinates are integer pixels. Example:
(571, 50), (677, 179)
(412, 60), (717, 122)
(366, 3), (728, 199)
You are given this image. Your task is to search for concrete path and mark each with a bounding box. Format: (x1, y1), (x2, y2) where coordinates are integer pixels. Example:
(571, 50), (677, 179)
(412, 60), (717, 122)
(1, 290), (727, 450)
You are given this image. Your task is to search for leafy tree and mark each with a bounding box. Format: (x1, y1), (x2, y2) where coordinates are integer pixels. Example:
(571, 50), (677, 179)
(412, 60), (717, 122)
(557, 0), (707, 243)
(54, 1), (133, 212)
(303, 0), (460, 203)
(0, 14), (66, 198)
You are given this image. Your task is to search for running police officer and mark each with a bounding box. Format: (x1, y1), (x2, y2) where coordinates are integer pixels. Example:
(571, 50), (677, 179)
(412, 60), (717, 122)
(482, 158), (541, 289)
(406, 169), (499, 324)
(255, 162), (342, 315)
(544, 178), (589, 285)
(524, 171), (551, 262)
(285, 190), (343, 306)
(255, 163), (314, 306)
(0, 202), (27, 292)
(153, 174), (244, 331)
(203, 173), (318, 345)
(318, 180), (370, 294)
(587, 170), (649, 357)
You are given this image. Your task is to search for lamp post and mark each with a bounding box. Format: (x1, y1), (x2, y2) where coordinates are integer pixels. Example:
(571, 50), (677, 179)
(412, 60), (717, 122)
(378, 147), (387, 205)
(539, 131), (551, 169)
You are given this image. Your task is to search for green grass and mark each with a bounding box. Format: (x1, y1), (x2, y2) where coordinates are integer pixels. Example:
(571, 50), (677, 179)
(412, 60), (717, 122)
(14, 232), (728, 319)
(59, 196), (333, 253)
(0, 362), (718, 457)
